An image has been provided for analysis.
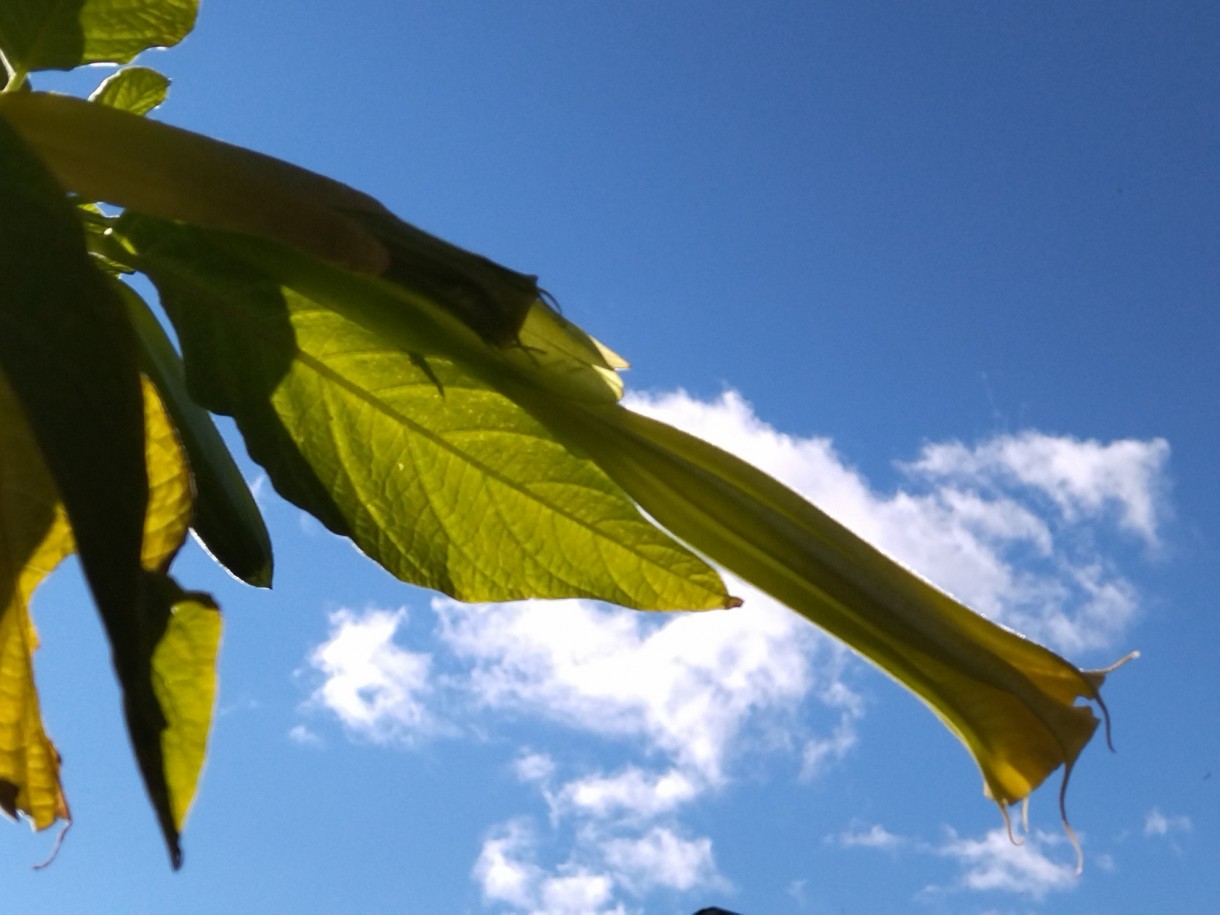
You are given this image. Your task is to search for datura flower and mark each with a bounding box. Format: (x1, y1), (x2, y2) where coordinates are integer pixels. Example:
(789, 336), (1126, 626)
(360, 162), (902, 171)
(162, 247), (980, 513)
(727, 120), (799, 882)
(0, 89), (1131, 868)
(505, 388), (1135, 868)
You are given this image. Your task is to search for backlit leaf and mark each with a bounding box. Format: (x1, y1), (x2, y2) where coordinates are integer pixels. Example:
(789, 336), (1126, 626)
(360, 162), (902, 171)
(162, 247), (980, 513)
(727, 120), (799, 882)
(149, 586), (220, 833)
(120, 216), (732, 611)
(0, 91), (390, 274)
(0, 0), (197, 74)
(141, 378), (193, 572)
(121, 281), (273, 587)
(88, 64), (170, 116)
(122, 377), (213, 869)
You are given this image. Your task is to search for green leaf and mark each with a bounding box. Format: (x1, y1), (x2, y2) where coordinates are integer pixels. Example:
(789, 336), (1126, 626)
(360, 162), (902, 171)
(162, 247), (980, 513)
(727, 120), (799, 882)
(0, 0), (197, 74)
(119, 216), (733, 611)
(121, 281), (274, 587)
(88, 64), (170, 115)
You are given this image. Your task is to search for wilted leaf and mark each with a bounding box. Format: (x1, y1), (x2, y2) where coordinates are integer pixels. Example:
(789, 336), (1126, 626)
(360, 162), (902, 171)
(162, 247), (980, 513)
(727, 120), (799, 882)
(0, 376), (72, 832)
(0, 0), (197, 74)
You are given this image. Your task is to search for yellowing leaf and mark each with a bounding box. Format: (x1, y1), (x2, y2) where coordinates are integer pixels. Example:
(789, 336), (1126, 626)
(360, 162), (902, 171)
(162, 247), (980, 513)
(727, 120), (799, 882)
(121, 281), (273, 587)
(150, 590), (220, 834)
(0, 367), (219, 867)
(0, 373), (72, 831)
(122, 377), (220, 868)
(141, 375), (193, 572)
(149, 589), (220, 833)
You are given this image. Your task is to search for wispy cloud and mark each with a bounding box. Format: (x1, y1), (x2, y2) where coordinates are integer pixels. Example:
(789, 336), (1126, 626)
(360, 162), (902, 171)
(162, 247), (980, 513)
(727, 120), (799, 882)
(551, 766), (700, 822)
(832, 822), (1080, 901)
(928, 827), (1079, 900)
(830, 822), (908, 851)
(601, 826), (727, 895)
(298, 388), (1169, 912)
(472, 819), (546, 911)
(286, 723), (322, 747)
(907, 432), (1170, 546)
(1144, 807), (1192, 838)
(1140, 807), (1193, 858)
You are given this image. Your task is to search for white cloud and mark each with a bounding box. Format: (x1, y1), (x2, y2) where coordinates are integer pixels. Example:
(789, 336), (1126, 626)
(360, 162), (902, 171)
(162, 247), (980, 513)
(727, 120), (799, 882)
(905, 431), (1170, 547)
(601, 826), (728, 894)
(831, 823), (908, 850)
(287, 724), (322, 747)
(799, 714), (859, 782)
(835, 823), (1080, 901)
(515, 751), (557, 784)
(552, 767), (700, 822)
(433, 587), (825, 784)
(303, 607), (442, 744)
(929, 827), (1079, 901)
(473, 819), (544, 911)
(437, 588), (820, 910)
(1144, 807), (1192, 838)
(473, 819), (712, 915)
(538, 872), (620, 915)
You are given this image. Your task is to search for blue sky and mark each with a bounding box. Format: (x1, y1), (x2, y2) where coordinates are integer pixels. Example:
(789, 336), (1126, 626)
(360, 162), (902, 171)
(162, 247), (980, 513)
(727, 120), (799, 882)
(5, 2), (1219, 912)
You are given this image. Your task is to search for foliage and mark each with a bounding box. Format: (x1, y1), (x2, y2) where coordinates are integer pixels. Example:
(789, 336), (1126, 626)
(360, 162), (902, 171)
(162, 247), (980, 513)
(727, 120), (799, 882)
(0, 0), (1129, 869)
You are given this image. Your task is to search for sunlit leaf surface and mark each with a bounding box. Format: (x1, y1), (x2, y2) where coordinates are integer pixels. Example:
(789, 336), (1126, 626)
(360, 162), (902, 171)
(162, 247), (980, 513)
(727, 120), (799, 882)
(125, 379), (216, 868)
(88, 65), (170, 115)
(122, 217), (732, 611)
(150, 588), (220, 833)
(0, 0), (198, 73)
